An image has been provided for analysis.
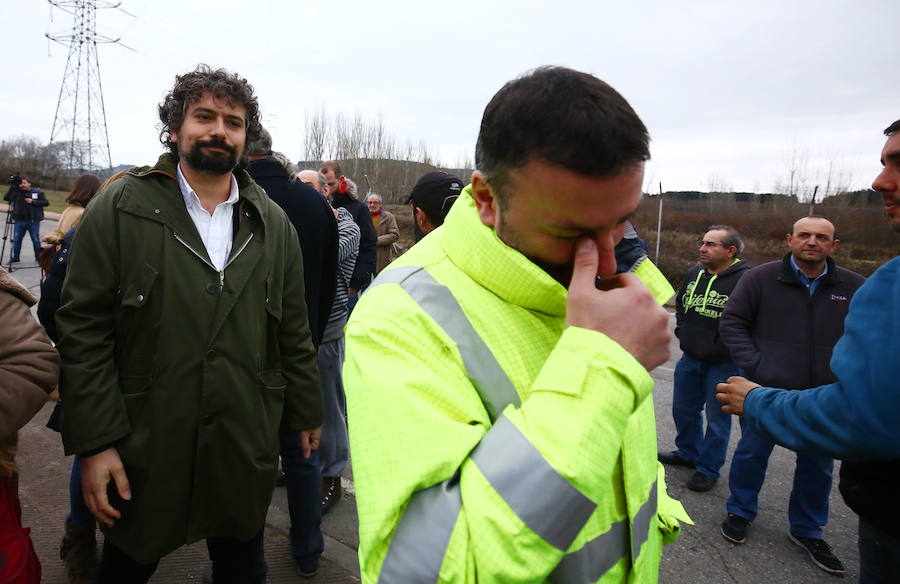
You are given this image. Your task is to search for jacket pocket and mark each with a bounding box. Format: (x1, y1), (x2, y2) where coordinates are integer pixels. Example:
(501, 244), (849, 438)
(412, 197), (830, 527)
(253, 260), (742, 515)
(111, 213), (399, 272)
(259, 369), (287, 391)
(121, 262), (158, 308)
(117, 262), (160, 356)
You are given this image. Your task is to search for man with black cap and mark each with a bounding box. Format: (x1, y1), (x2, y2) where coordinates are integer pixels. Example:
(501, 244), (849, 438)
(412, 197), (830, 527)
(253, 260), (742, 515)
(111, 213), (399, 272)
(405, 171), (462, 241)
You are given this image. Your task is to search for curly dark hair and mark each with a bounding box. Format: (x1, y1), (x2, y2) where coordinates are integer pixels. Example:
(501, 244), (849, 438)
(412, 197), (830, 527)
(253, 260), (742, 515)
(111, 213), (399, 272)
(158, 64), (262, 155)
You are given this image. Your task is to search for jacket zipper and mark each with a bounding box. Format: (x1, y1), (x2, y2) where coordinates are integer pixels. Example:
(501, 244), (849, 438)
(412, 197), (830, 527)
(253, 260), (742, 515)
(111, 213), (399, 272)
(173, 232), (254, 290)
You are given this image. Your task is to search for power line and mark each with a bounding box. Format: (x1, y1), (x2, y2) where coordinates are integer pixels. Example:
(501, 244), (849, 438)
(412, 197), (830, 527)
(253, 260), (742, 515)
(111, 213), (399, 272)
(45, 0), (131, 173)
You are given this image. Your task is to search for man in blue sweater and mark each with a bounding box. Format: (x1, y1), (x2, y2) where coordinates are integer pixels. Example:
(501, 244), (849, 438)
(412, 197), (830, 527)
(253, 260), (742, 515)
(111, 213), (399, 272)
(717, 118), (900, 584)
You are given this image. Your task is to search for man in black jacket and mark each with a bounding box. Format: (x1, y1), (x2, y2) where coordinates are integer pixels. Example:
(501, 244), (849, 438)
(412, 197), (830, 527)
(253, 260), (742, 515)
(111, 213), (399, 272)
(247, 132), (337, 345)
(718, 216), (864, 575)
(659, 225), (749, 492)
(246, 131), (337, 579)
(4, 177), (48, 264)
(319, 160), (375, 307)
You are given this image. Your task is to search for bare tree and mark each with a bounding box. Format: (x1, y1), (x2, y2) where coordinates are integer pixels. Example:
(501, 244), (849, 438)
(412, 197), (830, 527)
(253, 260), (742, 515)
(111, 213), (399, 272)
(303, 107), (329, 164)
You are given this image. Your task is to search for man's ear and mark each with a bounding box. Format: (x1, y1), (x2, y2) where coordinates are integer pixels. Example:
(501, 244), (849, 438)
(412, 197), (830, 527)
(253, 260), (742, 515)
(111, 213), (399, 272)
(471, 171), (498, 227)
(414, 207), (427, 229)
(832, 238), (841, 250)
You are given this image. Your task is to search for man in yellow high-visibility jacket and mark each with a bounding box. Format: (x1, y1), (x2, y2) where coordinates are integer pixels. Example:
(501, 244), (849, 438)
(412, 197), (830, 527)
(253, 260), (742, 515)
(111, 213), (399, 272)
(344, 66), (690, 583)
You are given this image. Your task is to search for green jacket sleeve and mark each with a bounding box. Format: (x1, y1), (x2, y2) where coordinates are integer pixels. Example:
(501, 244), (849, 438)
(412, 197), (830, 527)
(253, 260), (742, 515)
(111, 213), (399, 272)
(56, 185), (132, 455)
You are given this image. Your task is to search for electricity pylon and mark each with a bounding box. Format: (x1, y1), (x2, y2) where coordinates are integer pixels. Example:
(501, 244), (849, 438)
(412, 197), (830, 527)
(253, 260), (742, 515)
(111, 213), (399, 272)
(45, 0), (130, 173)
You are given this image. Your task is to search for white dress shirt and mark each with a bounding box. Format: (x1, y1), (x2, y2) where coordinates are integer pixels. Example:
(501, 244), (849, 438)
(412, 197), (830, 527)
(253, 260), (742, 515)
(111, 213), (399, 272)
(176, 163), (239, 271)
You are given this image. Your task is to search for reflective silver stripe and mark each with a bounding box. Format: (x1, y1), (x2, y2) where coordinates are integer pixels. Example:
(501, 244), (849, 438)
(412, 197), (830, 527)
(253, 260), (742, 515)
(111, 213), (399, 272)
(379, 476), (462, 583)
(631, 481), (657, 557)
(549, 481), (658, 584)
(370, 265), (520, 420)
(471, 415), (596, 550)
(549, 520), (627, 583)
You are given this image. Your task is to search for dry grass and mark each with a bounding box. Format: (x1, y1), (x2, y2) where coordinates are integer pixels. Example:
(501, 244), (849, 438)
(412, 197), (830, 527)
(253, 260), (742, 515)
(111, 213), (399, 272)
(385, 197), (893, 287)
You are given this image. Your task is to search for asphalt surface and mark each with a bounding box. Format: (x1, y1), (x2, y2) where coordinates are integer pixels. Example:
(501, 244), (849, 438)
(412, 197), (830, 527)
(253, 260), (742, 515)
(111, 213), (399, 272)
(5, 211), (857, 582)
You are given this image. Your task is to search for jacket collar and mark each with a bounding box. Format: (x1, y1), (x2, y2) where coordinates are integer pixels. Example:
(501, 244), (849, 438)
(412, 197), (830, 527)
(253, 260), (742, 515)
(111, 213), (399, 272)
(778, 253), (841, 285)
(440, 186), (567, 316)
(123, 154), (271, 226)
(246, 157), (288, 180)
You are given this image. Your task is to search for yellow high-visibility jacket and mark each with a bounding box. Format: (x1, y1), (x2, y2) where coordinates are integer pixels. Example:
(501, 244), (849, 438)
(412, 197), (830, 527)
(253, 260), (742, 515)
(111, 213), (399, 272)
(344, 188), (690, 583)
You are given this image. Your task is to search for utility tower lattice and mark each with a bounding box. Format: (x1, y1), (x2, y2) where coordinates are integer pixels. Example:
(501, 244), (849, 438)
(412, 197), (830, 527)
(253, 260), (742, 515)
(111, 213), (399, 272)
(46, 0), (127, 172)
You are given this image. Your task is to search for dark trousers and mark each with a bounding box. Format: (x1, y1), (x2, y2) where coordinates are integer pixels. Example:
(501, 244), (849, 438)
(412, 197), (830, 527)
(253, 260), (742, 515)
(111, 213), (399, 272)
(67, 456), (92, 525)
(671, 355), (738, 478)
(96, 530), (267, 584)
(279, 430), (323, 572)
(859, 516), (900, 584)
(727, 417), (834, 538)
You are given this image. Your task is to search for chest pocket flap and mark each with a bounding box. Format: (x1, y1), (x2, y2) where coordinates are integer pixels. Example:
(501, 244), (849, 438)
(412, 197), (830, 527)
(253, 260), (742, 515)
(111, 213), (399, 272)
(122, 262), (159, 308)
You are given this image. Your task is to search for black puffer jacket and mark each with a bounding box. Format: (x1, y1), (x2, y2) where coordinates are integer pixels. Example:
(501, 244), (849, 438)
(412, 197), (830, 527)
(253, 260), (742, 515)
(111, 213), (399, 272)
(720, 254), (865, 389)
(675, 259), (750, 363)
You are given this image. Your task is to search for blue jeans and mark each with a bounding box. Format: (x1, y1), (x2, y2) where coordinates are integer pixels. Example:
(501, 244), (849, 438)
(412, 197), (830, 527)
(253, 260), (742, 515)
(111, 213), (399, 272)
(68, 456), (93, 525)
(279, 430), (323, 573)
(727, 416), (834, 538)
(672, 355), (737, 478)
(12, 220), (41, 261)
(859, 516), (900, 584)
(318, 336), (349, 478)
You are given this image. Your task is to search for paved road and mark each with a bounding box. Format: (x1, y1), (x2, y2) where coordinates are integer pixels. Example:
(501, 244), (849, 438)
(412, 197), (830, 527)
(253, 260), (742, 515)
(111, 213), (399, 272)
(6, 215), (857, 582)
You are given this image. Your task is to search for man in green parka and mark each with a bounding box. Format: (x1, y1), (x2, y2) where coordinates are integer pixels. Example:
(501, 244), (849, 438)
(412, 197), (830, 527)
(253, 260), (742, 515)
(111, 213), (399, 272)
(56, 65), (322, 583)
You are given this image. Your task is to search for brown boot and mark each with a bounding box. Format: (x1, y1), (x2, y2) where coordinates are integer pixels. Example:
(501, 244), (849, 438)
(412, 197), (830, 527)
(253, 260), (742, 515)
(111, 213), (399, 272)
(60, 519), (97, 583)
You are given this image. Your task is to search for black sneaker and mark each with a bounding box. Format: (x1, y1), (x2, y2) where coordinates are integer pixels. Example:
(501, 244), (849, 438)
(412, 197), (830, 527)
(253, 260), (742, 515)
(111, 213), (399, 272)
(721, 513), (750, 544)
(297, 562), (318, 579)
(686, 471), (717, 492)
(658, 450), (695, 468)
(789, 534), (845, 575)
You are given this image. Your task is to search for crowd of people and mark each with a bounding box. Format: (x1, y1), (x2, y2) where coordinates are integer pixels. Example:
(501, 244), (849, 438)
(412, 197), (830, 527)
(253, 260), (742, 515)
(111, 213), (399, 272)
(0, 63), (897, 584)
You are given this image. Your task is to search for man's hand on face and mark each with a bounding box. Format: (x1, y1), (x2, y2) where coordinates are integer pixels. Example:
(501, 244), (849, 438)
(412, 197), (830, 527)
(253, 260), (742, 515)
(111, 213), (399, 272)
(300, 427), (322, 459)
(715, 376), (761, 416)
(81, 447), (132, 527)
(566, 238), (671, 371)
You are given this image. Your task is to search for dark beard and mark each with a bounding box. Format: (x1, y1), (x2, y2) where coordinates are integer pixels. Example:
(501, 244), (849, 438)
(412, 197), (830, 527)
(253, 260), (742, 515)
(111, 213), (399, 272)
(183, 139), (238, 175)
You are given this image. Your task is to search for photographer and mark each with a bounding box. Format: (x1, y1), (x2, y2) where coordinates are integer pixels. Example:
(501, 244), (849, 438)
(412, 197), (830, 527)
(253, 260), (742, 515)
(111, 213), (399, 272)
(3, 175), (49, 264)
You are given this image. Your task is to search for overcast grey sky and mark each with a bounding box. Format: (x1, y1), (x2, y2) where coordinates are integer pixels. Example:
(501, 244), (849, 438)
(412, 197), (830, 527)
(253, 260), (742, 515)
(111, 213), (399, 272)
(3, 0), (898, 194)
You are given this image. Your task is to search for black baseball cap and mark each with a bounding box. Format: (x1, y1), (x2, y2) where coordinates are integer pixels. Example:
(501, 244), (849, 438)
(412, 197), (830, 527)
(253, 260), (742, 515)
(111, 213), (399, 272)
(404, 171), (463, 225)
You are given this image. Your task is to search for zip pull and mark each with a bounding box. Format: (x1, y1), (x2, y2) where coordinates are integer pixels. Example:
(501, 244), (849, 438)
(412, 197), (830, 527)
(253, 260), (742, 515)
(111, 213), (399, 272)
(219, 270), (225, 291)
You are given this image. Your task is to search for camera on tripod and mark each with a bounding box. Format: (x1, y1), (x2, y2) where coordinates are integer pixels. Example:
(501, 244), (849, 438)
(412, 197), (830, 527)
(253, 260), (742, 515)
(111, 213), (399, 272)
(8, 174), (21, 187)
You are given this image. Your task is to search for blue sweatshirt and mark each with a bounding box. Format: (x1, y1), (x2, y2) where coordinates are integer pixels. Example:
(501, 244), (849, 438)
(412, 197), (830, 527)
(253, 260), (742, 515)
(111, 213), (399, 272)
(743, 256), (900, 462)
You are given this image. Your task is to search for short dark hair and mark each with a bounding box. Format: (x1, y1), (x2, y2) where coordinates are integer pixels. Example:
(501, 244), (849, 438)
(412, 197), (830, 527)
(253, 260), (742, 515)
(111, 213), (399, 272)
(158, 64), (262, 156)
(475, 66), (650, 200)
(319, 160), (343, 176)
(706, 224), (744, 256)
(884, 119), (900, 136)
(66, 174), (101, 204)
